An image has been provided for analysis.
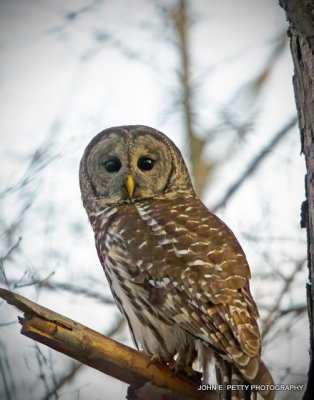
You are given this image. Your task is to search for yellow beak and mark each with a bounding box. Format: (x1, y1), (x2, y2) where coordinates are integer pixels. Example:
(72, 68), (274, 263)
(126, 175), (135, 198)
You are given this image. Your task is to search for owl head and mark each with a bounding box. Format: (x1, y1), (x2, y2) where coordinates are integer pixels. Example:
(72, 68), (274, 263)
(79, 125), (194, 209)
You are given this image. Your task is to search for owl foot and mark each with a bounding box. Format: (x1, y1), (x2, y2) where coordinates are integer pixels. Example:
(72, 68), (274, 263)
(168, 360), (201, 381)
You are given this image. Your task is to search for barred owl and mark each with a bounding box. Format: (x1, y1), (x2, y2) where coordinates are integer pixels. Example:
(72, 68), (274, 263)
(79, 125), (274, 400)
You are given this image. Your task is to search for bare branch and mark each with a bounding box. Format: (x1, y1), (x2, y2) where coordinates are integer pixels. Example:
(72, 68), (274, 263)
(212, 116), (298, 211)
(0, 288), (212, 400)
(12, 278), (115, 305)
(261, 258), (306, 339)
(0, 350), (12, 400)
(0, 340), (17, 400)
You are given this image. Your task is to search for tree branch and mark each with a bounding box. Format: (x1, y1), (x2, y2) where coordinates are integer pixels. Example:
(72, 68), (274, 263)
(0, 288), (212, 400)
(212, 116), (297, 211)
(261, 258), (306, 340)
(174, 0), (213, 198)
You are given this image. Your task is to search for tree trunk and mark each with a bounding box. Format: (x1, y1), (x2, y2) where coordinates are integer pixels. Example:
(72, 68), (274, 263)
(279, 2), (314, 399)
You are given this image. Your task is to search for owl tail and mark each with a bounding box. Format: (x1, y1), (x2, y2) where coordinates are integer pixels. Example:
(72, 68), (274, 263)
(215, 356), (252, 400)
(215, 355), (275, 400)
(243, 358), (275, 400)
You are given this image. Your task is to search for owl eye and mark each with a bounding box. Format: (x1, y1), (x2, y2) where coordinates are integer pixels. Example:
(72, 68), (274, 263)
(103, 157), (122, 173)
(137, 157), (155, 171)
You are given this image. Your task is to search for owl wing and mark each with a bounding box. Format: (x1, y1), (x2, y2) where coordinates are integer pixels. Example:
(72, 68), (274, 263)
(126, 197), (261, 376)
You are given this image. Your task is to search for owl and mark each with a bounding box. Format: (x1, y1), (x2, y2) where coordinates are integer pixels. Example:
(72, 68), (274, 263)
(79, 125), (274, 400)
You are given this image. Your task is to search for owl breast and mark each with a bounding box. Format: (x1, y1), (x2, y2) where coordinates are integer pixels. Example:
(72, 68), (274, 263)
(90, 201), (195, 363)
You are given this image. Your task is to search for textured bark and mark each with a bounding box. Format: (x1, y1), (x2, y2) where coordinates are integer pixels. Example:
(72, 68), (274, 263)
(0, 288), (212, 400)
(279, 1), (314, 399)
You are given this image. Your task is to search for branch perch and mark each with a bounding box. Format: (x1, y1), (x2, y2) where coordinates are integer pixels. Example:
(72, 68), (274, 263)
(0, 288), (212, 400)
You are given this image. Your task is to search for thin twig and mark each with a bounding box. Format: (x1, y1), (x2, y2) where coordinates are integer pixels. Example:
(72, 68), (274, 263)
(212, 116), (298, 211)
(12, 278), (115, 304)
(261, 258), (306, 339)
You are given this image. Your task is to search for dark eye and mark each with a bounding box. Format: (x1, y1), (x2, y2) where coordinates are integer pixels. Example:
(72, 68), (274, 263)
(137, 157), (155, 171)
(103, 157), (122, 173)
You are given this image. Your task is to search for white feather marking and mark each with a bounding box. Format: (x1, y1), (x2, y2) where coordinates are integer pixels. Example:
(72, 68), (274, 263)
(191, 312), (199, 320)
(104, 208), (118, 218)
(136, 205), (169, 237)
(148, 277), (170, 288)
(137, 260), (143, 267)
(188, 259), (205, 266)
(225, 274), (243, 281)
(100, 217), (108, 229)
(90, 208), (108, 217)
(207, 249), (223, 255)
(224, 313), (230, 321)
(159, 237), (178, 245)
(176, 249), (190, 255)
(138, 241), (147, 249)
(200, 327), (207, 335)
(174, 226), (186, 232)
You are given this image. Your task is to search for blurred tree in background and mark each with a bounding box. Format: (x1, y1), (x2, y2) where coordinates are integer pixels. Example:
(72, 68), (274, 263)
(0, 1), (307, 399)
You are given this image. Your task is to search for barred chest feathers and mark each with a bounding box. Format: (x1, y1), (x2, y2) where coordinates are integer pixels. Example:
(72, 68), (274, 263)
(90, 200), (196, 364)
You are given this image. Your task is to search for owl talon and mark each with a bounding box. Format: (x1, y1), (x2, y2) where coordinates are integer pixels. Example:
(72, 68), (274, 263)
(147, 354), (162, 368)
(182, 365), (195, 377)
(168, 359), (179, 374)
